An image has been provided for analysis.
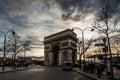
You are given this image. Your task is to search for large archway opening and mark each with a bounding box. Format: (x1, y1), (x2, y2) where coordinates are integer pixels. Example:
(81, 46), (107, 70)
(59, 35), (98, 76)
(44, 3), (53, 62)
(52, 45), (59, 65)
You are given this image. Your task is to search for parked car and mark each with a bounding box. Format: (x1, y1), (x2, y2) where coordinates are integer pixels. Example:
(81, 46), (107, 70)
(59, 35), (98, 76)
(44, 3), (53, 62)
(62, 61), (73, 70)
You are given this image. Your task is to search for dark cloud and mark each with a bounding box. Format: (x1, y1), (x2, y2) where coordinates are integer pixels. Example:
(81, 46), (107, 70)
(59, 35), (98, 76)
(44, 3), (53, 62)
(56, 0), (120, 21)
(0, 0), (119, 24)
(0, 0), (56, 30)
(0, 0), (33, 30)
(0, 0), (119, 31)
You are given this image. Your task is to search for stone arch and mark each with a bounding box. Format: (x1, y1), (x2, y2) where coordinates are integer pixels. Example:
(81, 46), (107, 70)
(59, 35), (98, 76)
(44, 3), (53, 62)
(52, 45), (60, 65)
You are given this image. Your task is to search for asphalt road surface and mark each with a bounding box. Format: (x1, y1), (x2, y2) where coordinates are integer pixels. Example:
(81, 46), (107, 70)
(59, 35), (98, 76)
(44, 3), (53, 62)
(0, 66), (92, 80)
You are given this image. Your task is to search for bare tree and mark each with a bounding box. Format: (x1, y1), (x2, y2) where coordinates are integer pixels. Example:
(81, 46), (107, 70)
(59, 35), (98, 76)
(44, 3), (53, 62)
(94, 4), (119, 34)
(93, 4), (120, 78)
(110, 35), (120, 52)
(5, 33), (31, 58)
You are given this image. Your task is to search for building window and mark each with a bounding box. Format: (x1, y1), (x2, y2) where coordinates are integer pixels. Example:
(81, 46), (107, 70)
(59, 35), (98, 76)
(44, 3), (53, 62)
(45, 46), (49, 50)
(62, 42), (69, 47)
(71, 42), (76, 48)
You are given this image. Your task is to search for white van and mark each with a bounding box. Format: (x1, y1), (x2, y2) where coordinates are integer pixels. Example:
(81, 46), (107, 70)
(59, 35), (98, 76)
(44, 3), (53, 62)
(62, 61), (73, 70)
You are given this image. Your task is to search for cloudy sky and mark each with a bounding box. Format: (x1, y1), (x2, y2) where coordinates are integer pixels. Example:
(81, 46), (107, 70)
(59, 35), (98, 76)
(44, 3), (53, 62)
(0, 0), (120, 57)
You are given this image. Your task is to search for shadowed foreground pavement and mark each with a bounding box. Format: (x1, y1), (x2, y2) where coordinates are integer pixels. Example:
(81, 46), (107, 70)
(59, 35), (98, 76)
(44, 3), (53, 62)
(0, 66), (92, 80)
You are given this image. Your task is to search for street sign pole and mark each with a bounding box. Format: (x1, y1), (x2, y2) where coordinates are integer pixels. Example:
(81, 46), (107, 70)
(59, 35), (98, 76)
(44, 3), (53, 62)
(102, 38), (108, 76)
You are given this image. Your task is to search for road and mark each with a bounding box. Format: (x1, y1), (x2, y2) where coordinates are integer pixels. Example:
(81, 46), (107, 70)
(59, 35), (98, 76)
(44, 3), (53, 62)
(0, 66), (92, 80)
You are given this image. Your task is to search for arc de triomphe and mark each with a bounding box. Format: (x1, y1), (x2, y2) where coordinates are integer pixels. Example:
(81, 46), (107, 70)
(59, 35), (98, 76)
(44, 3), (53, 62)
(44, 29), (77, 65)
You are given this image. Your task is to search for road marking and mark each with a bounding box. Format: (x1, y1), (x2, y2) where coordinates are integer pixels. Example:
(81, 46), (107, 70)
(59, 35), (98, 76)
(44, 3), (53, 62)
(73, 77), (81, 80)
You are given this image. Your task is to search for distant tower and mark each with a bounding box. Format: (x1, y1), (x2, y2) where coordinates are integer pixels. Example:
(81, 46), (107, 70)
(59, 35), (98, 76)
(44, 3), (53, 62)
(44, 29), (77, 65)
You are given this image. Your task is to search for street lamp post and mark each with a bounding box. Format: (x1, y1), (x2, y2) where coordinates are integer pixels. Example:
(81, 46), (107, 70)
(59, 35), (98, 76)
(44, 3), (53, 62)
(24, 42), (27, 67)
(73, 27), (94, 69)
(102, 38), (108, 75)
(3, 30), (16, 71)
(12, 31), (16, 69)
(23, 40), (30, 67)
(106, 32), (113, 78)
(0, 31), (5, 70)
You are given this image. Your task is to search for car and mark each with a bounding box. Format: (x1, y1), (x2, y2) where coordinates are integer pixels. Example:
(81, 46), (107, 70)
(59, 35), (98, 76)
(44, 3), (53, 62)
(62, 61), (73, 70)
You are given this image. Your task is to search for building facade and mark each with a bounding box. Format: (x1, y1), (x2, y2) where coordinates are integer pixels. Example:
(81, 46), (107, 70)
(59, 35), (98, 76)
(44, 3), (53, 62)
(44, 29), (78, 65)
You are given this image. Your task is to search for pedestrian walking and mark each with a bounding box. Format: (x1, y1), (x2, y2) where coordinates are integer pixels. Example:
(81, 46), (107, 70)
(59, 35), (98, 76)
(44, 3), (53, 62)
(107, 63), (111, 76)
(97, 63), (102, 79)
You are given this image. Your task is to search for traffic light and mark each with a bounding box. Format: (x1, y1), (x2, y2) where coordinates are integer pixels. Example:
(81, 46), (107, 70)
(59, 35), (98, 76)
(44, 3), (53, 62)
(102, 46), (108, 52)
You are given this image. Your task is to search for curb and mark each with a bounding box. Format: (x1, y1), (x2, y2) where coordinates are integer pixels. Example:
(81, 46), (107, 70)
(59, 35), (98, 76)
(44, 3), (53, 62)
(0, 68), (30, 73)
(72, 68), (99, 80)
(73, 69), (120, 80)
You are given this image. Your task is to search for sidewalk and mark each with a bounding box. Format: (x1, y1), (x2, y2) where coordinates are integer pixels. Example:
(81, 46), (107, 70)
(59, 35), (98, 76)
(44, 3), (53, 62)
(73, 68), (120, 80)
(0, 65), (41, 73)
(0, 67), (29, 73)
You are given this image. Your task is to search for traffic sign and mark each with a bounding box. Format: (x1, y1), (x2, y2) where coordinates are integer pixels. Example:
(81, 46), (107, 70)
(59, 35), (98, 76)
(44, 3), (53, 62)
(94, 43), (105, 46)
